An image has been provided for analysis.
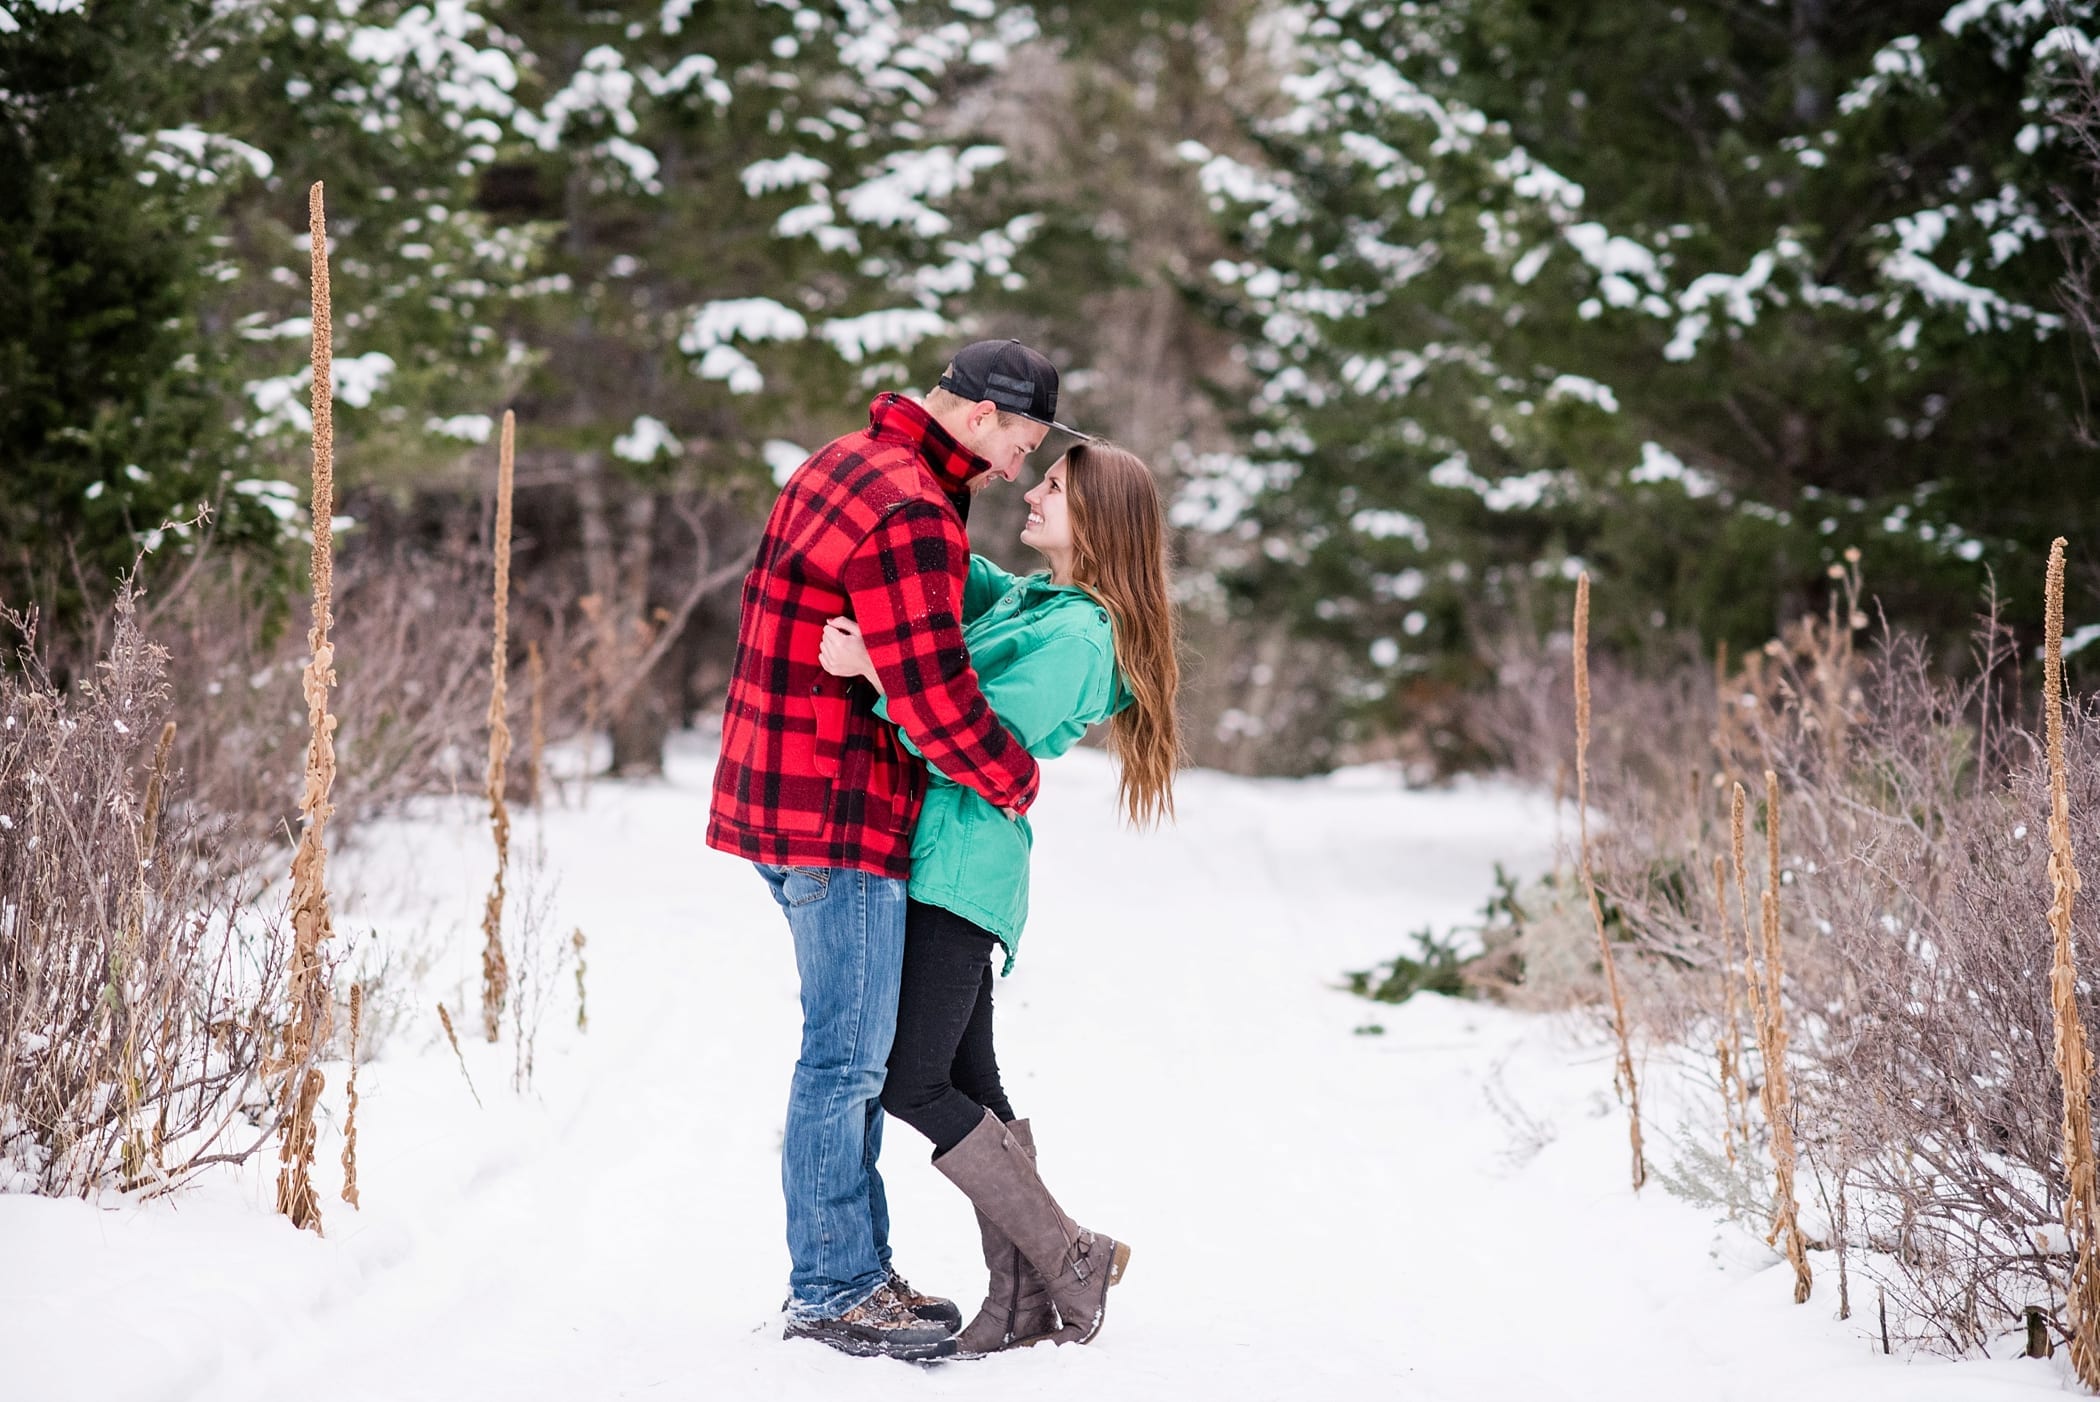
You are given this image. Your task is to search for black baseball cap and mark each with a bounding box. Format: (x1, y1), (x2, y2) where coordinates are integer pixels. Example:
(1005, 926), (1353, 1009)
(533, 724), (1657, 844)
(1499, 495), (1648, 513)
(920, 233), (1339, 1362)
(937, 339), (1088, 455)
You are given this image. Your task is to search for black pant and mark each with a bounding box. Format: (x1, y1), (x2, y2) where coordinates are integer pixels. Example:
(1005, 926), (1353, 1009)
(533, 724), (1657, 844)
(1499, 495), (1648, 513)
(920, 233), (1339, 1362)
(882, 900), (1016, 1157)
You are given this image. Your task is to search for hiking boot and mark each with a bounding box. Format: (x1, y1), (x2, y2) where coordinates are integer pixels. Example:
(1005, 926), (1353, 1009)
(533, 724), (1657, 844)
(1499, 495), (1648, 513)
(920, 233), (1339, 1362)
(779, 1271), (958, 1329)
(886, 1269), (962, 1331)
(782, 1281), (960, 1362)
(955, 1119), (1060, 1354)
(933, 1110), (1131, 1346)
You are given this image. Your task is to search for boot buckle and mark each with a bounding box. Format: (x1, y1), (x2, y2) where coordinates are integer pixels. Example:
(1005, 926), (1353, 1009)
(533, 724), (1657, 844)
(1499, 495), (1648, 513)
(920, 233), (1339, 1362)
(1069, 1230), (1096, 1282)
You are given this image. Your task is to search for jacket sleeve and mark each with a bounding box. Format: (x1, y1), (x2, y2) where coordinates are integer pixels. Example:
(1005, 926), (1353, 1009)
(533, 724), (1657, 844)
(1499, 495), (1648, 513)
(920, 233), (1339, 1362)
(962, 554), (1023, 623)
(842, 502), (1040, 812)
(880, 627), (1114, 769)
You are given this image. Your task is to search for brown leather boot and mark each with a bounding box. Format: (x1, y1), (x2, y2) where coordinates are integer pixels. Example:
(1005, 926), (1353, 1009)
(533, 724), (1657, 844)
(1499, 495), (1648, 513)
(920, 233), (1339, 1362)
(954, 1119), (1059, 1354)
(934, 1110), (1131, 1345)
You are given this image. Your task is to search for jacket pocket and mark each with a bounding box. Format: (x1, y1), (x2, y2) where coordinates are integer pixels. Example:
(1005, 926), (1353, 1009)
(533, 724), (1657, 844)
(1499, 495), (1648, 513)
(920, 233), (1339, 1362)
(807, 684), (849, 780)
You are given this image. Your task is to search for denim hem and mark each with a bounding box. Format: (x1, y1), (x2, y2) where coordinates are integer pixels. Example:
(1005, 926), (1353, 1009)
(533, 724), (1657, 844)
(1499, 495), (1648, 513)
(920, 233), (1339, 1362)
(784, 1273), (886, 1325)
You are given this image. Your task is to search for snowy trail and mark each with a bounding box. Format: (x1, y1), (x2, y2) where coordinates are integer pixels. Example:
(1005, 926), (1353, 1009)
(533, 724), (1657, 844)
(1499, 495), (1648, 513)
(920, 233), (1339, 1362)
(0, 737), (2067, 1400)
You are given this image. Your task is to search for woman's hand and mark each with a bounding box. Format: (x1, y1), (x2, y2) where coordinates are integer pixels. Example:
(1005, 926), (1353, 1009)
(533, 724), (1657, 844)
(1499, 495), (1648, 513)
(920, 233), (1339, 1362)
(820, 616), (879, 692)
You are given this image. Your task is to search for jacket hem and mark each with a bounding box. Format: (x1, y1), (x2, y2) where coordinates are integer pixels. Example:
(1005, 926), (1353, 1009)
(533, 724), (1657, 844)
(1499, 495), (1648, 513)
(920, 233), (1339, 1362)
(903, 883), (1023, 972)
(705, 818), (913, 882)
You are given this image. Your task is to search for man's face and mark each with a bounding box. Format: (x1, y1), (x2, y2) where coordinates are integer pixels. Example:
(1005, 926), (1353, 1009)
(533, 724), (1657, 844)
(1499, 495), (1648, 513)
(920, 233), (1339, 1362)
(961, 404), (1049, 493)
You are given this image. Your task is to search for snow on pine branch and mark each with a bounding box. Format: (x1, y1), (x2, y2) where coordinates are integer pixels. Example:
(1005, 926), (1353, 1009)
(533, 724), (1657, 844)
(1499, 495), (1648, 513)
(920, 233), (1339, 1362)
(819, 308), (948, 363)
(344, 0), (520, 134)
(840, 145), (1007, 236)
(679, 299), (811, 395)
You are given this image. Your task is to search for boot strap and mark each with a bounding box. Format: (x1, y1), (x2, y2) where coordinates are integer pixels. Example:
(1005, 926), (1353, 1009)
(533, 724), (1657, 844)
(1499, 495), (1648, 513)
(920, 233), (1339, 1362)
(1068, 1229), (1097, 1283)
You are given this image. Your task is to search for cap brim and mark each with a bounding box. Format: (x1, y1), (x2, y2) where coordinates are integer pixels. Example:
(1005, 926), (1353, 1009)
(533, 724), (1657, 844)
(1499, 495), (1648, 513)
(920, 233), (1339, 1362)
(1024, 417), (1090, 462)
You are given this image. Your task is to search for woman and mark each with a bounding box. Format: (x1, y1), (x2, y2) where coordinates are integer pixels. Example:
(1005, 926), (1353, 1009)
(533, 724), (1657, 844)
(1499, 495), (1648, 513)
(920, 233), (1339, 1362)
(817, 439), (1179, 1353)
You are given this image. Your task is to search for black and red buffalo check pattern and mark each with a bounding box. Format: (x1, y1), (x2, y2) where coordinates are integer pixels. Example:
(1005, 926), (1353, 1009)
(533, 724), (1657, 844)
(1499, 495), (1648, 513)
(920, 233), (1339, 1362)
(706, 392), (1040, 877)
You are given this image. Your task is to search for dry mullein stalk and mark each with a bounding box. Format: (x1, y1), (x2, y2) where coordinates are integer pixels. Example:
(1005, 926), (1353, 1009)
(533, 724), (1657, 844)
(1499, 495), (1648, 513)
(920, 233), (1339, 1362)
(572, 928), (588, 1033)
(1759, 769), (1811, 1303)
(1731, 777), (1811, 1298)
(278, 180), (341, 1235)
(1574, 574), (1645, 1190)
(480, 409), (516, 1043)
(2042, 536), (2100, 1386)
(436, 1003), (483, 1110)
(340, 983), (362, 1209)
(275, 1066), (326, 1233)
(527, 639), (545, 811)
(1711, 853), (1746, 1169)
(1730, 784), (1765, 1057)
(1713, 639), (1731, 782)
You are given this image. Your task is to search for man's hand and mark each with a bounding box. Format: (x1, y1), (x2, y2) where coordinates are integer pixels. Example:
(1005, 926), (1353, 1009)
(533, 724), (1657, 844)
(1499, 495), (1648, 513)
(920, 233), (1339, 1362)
(820, 616), (880, 693)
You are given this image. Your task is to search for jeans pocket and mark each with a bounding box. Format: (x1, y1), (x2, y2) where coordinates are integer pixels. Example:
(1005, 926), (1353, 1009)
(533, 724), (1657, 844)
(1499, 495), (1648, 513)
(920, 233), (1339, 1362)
(782, 865), (833, 907)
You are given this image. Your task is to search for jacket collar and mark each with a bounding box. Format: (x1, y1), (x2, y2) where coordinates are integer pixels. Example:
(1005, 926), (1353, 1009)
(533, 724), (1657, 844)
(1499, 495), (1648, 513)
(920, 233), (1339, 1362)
(867, 392), (988, 503)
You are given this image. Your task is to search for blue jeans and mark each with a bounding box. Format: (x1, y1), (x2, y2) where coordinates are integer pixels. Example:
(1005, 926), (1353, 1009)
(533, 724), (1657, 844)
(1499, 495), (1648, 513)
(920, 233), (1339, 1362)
(755, 862), (908, 1322)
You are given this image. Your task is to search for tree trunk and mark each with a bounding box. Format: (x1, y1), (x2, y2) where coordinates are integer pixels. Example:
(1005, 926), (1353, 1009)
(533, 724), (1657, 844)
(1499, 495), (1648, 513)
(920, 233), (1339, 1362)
(607, 490), (669, 776)
(608, 677), (671, 776)
(1791, 0), (1830, 125)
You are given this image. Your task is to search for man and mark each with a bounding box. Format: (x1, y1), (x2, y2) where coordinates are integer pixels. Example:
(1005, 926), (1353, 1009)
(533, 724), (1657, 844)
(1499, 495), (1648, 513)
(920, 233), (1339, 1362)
(707, 340), (1084, 1361)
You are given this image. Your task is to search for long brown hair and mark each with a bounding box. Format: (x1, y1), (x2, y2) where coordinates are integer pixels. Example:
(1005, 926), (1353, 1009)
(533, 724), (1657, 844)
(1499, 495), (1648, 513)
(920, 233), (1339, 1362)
(1063, 440), (1181, 827)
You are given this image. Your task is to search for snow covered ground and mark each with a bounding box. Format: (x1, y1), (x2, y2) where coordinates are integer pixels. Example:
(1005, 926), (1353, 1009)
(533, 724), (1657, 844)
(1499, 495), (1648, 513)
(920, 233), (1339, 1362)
(0, 734), (2071, 1400)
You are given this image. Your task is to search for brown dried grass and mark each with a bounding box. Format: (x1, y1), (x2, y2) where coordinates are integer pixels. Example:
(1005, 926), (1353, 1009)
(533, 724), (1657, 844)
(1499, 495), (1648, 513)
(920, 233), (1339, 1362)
(340, 982), (361, 1210)
(572, 928), (588, 1034)
(1711, 853), (1748, 1167)
(118, 719), (177, 1175)
(436, 1003), (482, 1110)
(1758, 770), (1812, 1303)
(1575, 573), (1645, 1191)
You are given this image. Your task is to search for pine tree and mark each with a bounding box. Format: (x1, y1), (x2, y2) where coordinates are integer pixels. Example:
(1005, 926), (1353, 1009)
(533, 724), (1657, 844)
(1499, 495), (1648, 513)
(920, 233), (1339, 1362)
(203, 0), (554, 481)
(1, 0), (552, 628)
(1184, 0), (2100, 750)
(481, 0), (1044, 770)
(0, 0), (246, 621)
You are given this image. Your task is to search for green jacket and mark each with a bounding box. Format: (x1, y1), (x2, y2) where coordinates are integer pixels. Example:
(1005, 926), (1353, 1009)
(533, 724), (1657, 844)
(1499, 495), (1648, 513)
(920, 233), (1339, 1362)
(876, 554), (1129, 973)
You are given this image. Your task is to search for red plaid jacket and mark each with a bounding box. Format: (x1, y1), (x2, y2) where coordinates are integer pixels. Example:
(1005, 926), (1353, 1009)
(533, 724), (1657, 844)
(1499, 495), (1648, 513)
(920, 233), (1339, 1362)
(707, 393), (1041, 877)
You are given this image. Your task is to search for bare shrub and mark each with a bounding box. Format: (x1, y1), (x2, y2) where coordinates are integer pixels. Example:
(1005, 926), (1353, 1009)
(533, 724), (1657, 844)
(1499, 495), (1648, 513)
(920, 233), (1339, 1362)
(146, 534), (513, 871)
(1475, 547), (2100, 1356)
(503, 846), (571, 1094)
(0, 588), (291, 1197)
(1649, 631), (2094, 1351)
(1778, 679), (2100, 1354)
